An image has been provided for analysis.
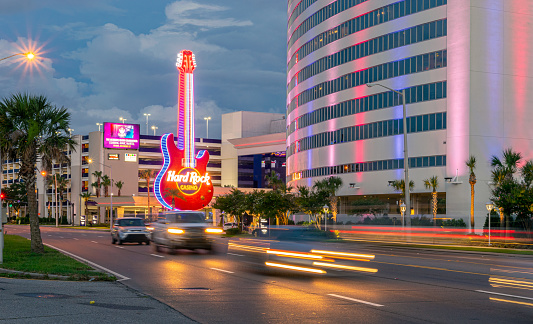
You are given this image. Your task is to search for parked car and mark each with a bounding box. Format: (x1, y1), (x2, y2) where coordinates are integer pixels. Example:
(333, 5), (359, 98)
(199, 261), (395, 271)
(223, 222), (238, 230)
(111, 217), (151, 245)
(151, 211), (223, 253)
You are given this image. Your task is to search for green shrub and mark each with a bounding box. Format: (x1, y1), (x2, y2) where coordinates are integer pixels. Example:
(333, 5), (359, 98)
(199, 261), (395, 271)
(225, 228), (241, 235)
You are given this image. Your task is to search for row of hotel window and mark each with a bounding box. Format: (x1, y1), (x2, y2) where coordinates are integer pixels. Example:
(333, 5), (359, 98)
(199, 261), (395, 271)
(288, 0), (447, 70)
(288, 49), (447, 113)
(289, 0), (368, 46)
(289, 19), (447, 91)
(288, 155), (446, 182)
(288, 112), (446, 157)
(289, 81), (446, 135)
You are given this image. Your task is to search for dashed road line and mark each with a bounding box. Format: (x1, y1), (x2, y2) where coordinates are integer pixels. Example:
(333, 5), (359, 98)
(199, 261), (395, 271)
(73, 238), (79, 240)
(210, 268), (234, 274)
(476, 290), (533, 301)
(328, 294), (384, 307)
(150, 254), (164, 258)
(116, 246), (124, 249)
(91, 241), (98, 244)
(227, 253), (244, 257)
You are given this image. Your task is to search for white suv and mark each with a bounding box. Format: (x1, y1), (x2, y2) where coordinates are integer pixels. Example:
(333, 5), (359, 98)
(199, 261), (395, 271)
(111, 217), (150, 245)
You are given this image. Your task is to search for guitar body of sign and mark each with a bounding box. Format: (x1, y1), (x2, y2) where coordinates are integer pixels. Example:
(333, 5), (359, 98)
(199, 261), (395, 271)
(154, 133), (213, 211)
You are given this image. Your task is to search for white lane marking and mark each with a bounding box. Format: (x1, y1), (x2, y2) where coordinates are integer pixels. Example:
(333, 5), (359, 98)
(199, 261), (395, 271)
(44, 243), (130, 281)
(91, 241), (98, 244)
(328, 294), (384, 307)
(73, 238), (79, 240)
(48, 235), (52, 237)
(116, 246), (124, 249)
(59, 236), (64, 238)
(227, 253), (244, 257)
(98, 236), (104, 238)
(210, 268), (234, 274)
(476, 290), (533, 301)
(150, 254), (164, 258)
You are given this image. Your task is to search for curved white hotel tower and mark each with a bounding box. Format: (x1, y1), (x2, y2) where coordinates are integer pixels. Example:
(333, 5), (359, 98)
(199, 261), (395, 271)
(286, 0), (533, 228)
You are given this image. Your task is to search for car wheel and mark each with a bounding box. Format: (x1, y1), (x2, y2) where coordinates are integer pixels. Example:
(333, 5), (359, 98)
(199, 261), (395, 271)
(154, 244), (162, 252)
(117, 238), (123, 245)
(146, 240), (151, 245)
(111, 236), (116, 244)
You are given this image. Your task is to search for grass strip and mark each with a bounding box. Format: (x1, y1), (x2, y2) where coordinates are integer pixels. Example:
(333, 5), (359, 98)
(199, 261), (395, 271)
(1, 234), (115, 280)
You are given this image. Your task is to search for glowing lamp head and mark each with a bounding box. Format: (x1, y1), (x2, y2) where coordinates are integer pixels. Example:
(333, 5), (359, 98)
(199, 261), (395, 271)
(25, 52), (35, 60)
(176, 50), (196, 73)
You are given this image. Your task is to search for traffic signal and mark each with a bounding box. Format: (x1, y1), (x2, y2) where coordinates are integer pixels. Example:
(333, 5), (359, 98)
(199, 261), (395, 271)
(0, 191), (4, 200)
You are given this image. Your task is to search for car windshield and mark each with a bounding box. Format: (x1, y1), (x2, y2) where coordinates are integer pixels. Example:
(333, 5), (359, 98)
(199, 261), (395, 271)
(118, 219), (144, 226)
(163, 212), (205, 223)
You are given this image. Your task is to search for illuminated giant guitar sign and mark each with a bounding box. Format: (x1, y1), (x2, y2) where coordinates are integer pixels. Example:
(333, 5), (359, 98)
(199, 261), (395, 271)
(154, 50), (214, 210)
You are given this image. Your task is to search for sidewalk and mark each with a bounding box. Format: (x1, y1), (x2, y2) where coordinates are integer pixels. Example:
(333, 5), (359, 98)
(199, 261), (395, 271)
(0, 278), (196, 323)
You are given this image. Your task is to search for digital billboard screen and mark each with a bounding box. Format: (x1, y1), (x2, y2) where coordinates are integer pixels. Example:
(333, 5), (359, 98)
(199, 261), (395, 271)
(103, 123), (140, 150)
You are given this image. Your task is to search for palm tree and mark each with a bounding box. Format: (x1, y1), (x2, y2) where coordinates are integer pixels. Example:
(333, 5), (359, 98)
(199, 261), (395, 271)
(313, 176), (343, 224)
(92, 170), (103, 197)
(465, 155), (477, 231)
(491, 149), (522, 229)
(0, 93), (76, 253)
(265, 170), (283, 190)
(115, 180), (124, 196)
(56, 175), (69, 223)
(423, 176), (439, 226)
(390, 179), (415, 205)
(101, 175), (111, 197)
(80, 192), (92, 221)
(164, 188), (186, 209)
(139, 169), (157, 220)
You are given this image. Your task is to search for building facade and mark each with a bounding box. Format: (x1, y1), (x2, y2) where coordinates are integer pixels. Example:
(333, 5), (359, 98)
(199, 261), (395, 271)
(286, 0), (533, 227)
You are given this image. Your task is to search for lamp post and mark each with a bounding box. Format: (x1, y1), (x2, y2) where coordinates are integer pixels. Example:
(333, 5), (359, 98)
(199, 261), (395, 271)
(67, 128), (74, 137)
(144, 113), (151, 134)
(323, 204), (329, 232)
(119, 117), (127, 124)
(96, 123), (103, 131)
(368, 83), (410, 225)
(400, 203), (407, 227)
(485, 202), (494, 246)
(204, 116), (211, 138)
(151, 125), (158, 136)
(0, 51), (36, 263)
(88, 159), (113, 230)
(0, 52), (35, 62)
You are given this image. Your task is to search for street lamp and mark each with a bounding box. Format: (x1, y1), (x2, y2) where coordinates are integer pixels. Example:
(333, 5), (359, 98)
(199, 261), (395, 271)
(96, 123), (103, 131)
(204, 116), (211, 138)
(0, 52), (35, 62)
(67, 128), (74, 137)
(151, 125), (158, 136)
(485, 202), (494, 246)
(0, 50), (38, 264)
(400, 203), (407, 227)
(323, 204), (329, 232)
(143, 113), (151, 134)
(88, 158), (113, 230)
(368, 82), (410, 225)
(119, 117), (127, 124)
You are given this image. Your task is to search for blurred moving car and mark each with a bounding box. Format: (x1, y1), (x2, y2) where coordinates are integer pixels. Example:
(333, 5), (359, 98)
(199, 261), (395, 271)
(223, 223), (238, 231)
(228, 227), (377, 276)
(111, 217), (151, 245)
(151, 211), (223, 253)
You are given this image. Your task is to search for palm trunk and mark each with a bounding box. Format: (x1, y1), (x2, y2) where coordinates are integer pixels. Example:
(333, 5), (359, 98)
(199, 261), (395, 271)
(432, 191), (437, 226)
(470, 182), (475, 231)
(22, 152), (44, 253)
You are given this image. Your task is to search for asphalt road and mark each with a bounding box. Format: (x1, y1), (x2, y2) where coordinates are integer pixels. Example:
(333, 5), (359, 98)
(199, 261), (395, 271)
(5, 225), (533, 323)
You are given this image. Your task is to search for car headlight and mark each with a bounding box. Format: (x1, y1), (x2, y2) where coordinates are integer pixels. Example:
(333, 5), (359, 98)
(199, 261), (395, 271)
(205, 228), (223, 234)
(167, 228), (185, 234)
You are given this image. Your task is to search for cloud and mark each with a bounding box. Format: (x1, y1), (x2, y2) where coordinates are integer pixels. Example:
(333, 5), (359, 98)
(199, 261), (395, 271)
(164, 1), (253, 29)
(0, 0), (286, 139)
